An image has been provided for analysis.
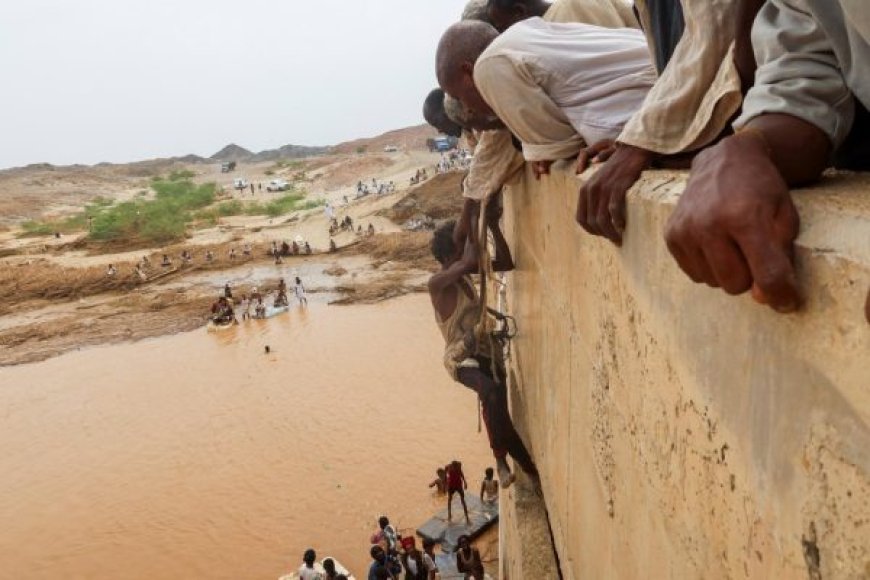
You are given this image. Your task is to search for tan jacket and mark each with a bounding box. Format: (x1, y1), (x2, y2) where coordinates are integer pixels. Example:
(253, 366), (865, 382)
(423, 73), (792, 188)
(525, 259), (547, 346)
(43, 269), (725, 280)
(618, 0), (743, 154)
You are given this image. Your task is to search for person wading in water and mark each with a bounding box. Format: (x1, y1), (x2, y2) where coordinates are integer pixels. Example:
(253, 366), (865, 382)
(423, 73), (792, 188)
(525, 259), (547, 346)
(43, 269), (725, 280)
(427, 202), (537, 490)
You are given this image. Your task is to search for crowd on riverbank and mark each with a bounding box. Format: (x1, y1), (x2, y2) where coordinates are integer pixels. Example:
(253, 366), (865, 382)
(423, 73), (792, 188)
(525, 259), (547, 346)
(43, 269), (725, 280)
(286, 461), (501, 580)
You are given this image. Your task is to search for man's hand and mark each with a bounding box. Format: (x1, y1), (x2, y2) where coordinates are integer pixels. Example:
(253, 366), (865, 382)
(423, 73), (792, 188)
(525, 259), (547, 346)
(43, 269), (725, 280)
(665, 133), (802, 313)
(576, 143), (653, 245)
(531, 160), (553, 180)
(576, 139), (617, 174)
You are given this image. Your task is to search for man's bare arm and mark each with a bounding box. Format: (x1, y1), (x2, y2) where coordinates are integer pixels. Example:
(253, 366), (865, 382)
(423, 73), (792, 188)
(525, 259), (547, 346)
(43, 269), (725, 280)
(428, 239), (479, 295)
(453, 198), (480, 251)
(745, 113), (831, 185)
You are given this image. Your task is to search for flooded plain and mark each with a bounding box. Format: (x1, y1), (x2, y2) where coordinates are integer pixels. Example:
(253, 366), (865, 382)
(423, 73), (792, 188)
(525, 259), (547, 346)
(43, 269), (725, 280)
(0, 294), (492, 579)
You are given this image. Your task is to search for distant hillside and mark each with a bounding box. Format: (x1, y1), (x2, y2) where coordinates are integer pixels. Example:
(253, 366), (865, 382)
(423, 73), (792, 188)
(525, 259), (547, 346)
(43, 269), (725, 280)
(210, 144), (255, 162)
(251, 144), (331, 162)
(209, 143), (330, 163)
(333, 125), (438, 155)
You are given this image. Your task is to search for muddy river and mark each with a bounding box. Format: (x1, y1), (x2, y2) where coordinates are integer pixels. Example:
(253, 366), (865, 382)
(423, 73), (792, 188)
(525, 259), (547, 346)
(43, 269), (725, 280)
(0, 295), (492, 579)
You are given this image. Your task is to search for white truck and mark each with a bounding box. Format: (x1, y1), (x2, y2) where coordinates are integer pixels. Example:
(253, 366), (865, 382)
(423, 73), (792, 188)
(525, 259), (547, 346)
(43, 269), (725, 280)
(266, 179), (290, 192)
(233, 178), (249, 191)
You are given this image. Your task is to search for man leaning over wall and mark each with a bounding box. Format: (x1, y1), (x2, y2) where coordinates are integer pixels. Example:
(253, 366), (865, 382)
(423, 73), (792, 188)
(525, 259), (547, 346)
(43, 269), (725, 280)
(576, 0), (751, 246)
(665, 0), (870, 316)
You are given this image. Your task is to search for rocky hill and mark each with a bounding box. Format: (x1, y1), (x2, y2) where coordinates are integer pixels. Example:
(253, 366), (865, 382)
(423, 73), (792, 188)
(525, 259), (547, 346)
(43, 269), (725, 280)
(332, 125), (438, 155)
(250, 144), (331, 162)
(209, 144), (255, 162)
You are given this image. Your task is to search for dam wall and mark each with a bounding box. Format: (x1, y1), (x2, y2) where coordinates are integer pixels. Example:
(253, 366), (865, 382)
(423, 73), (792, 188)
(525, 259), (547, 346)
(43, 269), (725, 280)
(497, 164), (870, 579)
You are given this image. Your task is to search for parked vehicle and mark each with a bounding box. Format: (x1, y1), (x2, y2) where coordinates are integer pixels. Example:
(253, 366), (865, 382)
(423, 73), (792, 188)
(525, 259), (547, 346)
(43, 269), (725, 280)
(427, 135), (458, 152)
(383, 145), (399, 153)
(266, 179), (289, 192)
(221, 161), (237, 173)
(233, 178), (249, 191)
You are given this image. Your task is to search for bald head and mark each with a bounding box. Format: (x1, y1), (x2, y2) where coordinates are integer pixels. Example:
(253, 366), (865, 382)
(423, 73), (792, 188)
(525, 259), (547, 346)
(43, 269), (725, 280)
(436, 21), (500, 115)
(436, 21), (499, 87)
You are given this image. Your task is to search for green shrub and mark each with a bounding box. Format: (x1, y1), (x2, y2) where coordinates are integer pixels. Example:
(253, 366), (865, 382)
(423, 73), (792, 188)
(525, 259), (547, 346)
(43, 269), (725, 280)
(20, 220), (55, 236)
(168, 169), (195, 181)
(87, 178), (216, 243)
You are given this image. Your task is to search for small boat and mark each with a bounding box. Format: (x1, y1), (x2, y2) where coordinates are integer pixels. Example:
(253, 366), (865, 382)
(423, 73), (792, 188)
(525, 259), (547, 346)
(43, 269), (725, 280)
(262, 305), (290, 319)
(206, 319), (237, 332)
(278, 557), (355, 580)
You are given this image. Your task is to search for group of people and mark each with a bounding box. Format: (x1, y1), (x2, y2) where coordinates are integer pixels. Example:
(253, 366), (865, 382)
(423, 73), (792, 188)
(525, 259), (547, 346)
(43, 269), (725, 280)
(329, 216), (377, 239)
(419, 0), (870, 503)
(271, 239), (313, 263)
(423, 0), (869, 318)
(294, 549), (351, 580)
(366, 516), (444, 580)
(429, 461), (500, 525)
(356, 179), (396, 197)
(209, 278), (307, 326)
(409, 168), (430, 186)
(436, 149), (472, 174)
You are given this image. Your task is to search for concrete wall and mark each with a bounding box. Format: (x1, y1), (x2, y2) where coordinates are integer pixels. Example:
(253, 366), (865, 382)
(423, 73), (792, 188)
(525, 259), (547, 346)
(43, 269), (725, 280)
(498, 164), (870, 580)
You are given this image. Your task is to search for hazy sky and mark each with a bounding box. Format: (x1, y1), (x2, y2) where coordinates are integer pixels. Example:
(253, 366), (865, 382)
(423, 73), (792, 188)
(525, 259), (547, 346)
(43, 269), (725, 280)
(0, 0), (467, 169)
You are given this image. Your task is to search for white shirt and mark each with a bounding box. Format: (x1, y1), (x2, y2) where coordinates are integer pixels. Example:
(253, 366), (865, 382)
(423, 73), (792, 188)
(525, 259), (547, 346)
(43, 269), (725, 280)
(474, 18), (656, 161)
(297, 564), (324, 580)
(423, 552), (437, 572)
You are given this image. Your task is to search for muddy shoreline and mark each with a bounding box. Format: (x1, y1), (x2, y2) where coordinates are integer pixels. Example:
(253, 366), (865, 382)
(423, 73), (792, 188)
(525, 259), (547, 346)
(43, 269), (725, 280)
(1, 172), (463, 366)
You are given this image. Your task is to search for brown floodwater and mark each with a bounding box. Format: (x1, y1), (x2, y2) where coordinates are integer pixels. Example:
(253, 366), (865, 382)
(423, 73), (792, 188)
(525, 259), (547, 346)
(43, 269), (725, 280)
(0, 295), (493, 579)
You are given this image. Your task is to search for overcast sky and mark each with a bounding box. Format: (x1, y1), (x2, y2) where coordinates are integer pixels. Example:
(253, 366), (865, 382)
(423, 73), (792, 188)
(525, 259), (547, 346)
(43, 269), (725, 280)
(0, 0), (467, 169)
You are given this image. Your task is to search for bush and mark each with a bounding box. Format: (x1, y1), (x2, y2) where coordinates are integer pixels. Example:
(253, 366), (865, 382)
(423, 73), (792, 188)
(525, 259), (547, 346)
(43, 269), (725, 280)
(237, 192), (323, 218)
(20, 221), (55, 236)
(168, 169), (195, 181)
(19, 210), (94, 238)
(88, 178), (216, 243)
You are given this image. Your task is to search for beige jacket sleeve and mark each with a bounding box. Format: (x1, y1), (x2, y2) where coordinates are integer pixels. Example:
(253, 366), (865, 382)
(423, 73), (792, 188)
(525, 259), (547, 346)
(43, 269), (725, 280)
(462, 130), (525, 201)
(618, 0), (743, 154)
(474, 54), (584, 163)
(544, 0), (638, 28)
(735, 0), (855, 148)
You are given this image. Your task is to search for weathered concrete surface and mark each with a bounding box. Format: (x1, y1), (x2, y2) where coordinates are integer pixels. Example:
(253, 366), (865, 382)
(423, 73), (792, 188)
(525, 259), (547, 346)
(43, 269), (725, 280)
(498, 468), (561, 580)
(499, 164), (870, 580)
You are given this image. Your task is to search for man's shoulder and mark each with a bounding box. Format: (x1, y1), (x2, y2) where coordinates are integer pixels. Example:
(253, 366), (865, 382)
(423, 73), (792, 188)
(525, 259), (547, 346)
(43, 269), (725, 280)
(480, 17), (541, 59)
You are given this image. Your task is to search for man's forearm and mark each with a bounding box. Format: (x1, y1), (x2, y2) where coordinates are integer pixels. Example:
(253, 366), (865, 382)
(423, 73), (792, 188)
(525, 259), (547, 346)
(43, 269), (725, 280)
(454, 199), (480, 250)
(744, 113), (831, 185)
